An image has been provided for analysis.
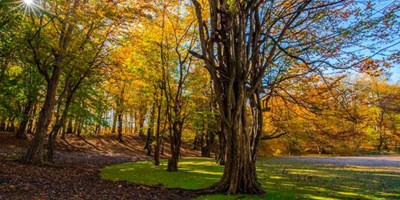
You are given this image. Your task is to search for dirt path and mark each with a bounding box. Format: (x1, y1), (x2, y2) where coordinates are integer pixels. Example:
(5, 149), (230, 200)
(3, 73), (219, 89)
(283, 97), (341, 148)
(273, 155), (400, 167)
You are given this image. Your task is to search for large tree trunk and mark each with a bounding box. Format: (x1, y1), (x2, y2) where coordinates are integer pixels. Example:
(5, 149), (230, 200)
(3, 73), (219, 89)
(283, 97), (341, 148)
(191, 0), (270, 193)
(208, 92), (264, 194)
(23, 66), (61, 164)
(16, 99), (34, 139)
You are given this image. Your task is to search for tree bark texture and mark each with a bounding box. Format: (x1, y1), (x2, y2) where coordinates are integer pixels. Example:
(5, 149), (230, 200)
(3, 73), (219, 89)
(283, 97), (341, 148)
(16, 99), (34, 139)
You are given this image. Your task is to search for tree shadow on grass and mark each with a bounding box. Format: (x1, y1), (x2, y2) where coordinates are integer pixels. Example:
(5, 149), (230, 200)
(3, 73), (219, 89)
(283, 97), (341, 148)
(256, 159), (400, 200)
(101, 157), (400, 200)
(101, 158), (223, 190)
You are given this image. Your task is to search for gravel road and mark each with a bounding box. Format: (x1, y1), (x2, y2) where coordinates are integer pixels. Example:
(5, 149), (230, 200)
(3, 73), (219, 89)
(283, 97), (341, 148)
(273, 155), (400, 167)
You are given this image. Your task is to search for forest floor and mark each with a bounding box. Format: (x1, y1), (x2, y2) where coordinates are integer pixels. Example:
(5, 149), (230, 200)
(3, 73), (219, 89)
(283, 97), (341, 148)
(0, 131), (200, 200)
(1, 131), (399, 199)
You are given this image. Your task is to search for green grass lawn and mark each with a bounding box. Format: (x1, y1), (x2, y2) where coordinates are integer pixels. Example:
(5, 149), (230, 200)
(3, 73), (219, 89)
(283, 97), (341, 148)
(101, 157), (400, 200)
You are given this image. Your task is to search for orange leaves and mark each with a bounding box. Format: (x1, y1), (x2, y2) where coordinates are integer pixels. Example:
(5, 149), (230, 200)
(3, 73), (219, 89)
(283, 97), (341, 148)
(359, 58), (391, 77)
(360, 58), (379, 71)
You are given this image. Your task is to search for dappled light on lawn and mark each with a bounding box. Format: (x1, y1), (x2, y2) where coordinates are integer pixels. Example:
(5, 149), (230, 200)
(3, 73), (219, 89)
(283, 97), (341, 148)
(101, 158), (223, 190)
(101, 157), (400, 200)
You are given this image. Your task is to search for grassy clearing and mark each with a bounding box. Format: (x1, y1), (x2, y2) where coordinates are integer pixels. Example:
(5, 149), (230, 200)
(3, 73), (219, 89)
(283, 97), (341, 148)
(101, 158), (221, 190)
(101, 157), (400, 200)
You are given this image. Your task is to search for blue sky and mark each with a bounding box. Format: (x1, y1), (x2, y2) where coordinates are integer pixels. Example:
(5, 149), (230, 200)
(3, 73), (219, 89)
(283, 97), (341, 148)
(389, 66), (400, 83)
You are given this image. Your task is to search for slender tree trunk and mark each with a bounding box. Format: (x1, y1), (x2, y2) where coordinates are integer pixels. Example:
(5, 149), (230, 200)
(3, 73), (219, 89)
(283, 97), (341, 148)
(23, 0), (80, 164)
(134, 111), (138, 134)
(112, 112), (117, 134)
(383, 138), (389, 150)
(154, 108), (162, 165)
(138, 115), (145, 139)
(145, 101), (156, 156)
(31, 119), (38, 135)
(23, 66), (61, 164)
(117, 85), (125, 142)
(123, 114), (128, 134)
(95, 124), (101, 137)
(117, 113), (123, 142)
(73, 120), (79, 135)
(161, 137), (164, 155)
(46, 128), (59, 162)
(0, 119), (6, 131)
(145, 128), (153, 156)
(61, 124), (67, 140)
(193, 135), (199, 150)
(16, 99), (34, 139)
(7, 117), (15, 132)
(130, 113), (134, 135)
(167, 120), (183, 171)
(66, 119), (73, 134)
(27, 118), (34, 134)
(77, 122), (82, 137)
(47, 94), (73, 162)
(6, 119), (10, 131)
(200, 132), (204, 150)
(167, 148), (179, 171)
(201, 131), (215, 157)
(154, 87), (164, 165)
(27, 103), (37, 134)
(377, 130), (384, 151)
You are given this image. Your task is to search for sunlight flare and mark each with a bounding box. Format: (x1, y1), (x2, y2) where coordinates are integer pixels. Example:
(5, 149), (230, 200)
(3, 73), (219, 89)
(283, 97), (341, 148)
(23, 0), (34, 6)
(9, 0), (42, 15)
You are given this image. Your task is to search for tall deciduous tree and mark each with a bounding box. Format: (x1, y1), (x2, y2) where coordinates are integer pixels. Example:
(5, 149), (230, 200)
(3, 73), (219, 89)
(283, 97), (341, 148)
(191, 0), (399, 194)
